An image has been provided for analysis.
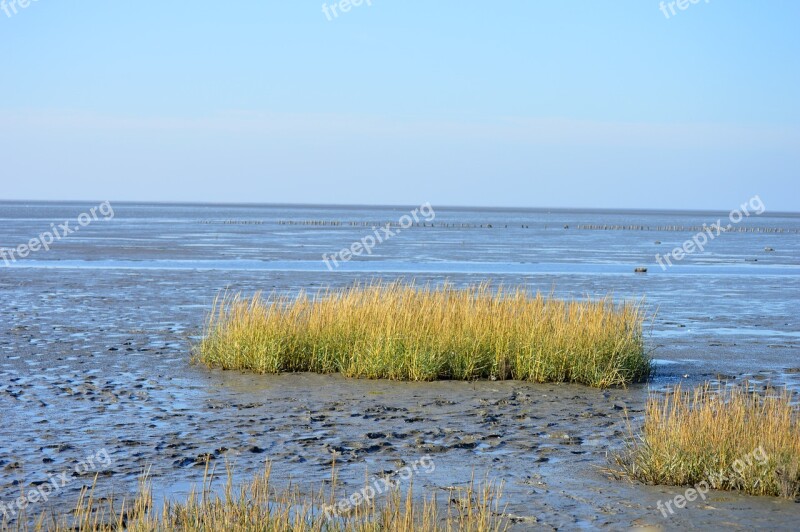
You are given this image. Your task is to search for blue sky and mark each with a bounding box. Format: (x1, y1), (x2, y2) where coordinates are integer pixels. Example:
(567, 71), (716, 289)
(1, 0), (798, 210)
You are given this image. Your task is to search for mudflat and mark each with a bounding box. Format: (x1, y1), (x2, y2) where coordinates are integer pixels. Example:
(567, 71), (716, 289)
(1, 203), (799, 529)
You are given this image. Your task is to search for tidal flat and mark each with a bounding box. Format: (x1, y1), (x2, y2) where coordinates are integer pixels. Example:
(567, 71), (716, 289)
(1, 202), (799, 530)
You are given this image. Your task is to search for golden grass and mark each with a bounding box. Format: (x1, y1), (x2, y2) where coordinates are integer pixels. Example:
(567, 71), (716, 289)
(195, 282), (650, 388)
(619, 382), (800, 498)
(9, 464), (508, 531)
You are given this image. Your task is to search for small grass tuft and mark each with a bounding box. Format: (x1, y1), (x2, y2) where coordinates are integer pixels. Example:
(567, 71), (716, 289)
(8, 465), (508, 531)
(618, 382), (800, 498)
(195, 281), (650, 388)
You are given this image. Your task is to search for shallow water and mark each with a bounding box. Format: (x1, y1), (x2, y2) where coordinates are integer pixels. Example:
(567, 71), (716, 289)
(1, 202), (799, 530)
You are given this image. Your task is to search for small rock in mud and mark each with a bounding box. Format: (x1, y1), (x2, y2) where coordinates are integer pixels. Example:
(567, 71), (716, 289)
(559, 434), (583, 445)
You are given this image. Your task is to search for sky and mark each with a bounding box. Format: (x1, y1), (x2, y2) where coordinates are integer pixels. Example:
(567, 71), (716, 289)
(1, 0), (798, 211)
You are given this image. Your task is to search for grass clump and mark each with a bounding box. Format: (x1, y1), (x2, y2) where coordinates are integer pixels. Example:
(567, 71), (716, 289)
(196, 281), (649, 388)
(619, 382), (800, 499)
(10, 466), (508, 531)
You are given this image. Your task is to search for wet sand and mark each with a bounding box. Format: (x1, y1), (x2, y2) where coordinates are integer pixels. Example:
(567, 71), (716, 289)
(1, 267), (799, 530)
(1, 203), (799, 530)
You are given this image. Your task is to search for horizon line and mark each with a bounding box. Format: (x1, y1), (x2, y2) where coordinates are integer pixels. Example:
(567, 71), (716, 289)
(1, 198), (798, 217)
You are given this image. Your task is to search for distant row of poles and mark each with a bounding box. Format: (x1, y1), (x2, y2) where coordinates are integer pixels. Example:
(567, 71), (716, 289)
(574, 224), (796, 233)
(196, 220), (798, 233)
